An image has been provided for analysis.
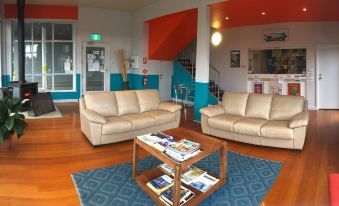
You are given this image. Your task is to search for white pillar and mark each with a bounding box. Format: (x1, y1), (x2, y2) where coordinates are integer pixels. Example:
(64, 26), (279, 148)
(194, 5), (210, 121)
(41, 26), (47, 90)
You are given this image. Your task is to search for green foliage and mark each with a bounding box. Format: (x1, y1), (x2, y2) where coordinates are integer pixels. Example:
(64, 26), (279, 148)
(0, 97), (27, 144)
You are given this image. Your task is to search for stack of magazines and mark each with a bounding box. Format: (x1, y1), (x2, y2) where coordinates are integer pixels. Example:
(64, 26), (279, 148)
(164, 139), (201, 162)
(137, 132), (175, 152)
(158, 163), (206, 185)
(146, 174), (174, 195)
(159, 186), (195, 206)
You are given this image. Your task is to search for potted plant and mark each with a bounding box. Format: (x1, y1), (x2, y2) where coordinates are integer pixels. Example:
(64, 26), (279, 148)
(0, 96), (28, 150)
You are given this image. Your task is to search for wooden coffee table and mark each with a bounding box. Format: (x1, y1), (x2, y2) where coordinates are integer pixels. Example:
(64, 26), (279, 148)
(132, 127), (227, 206)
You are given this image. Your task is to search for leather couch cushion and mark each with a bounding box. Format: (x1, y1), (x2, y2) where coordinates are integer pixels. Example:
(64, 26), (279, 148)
(115, 91), (140, 115)
(222, 92), (249, 117)
(143, 110), (175, 125)
(261, 120), (293, 139)
(208, 114), (243, 132)
(245, 94), (272, 120)
(270, 95), (305, 120)
(136, 90), (160, 113)
(122, 114), (156, 130)
(102, 117), (132, 134)
(84, 92), (118, 117)
(234, 118), (267, 136)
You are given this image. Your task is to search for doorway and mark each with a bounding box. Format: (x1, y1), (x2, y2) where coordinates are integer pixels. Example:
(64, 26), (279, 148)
(159, 61), (173, 100)
(82, 42), (110, 93)
(317, 44), (339, 109)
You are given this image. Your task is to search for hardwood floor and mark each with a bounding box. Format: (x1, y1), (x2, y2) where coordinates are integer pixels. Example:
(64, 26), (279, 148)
(0, 103), (338, 206)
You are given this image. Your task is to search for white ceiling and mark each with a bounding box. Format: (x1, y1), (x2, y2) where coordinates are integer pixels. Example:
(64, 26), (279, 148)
(3, 0), (159, 12)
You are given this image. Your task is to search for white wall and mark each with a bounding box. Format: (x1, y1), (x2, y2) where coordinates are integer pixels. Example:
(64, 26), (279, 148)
(210, 22), (339, 108)
(77, 7), (131, 74)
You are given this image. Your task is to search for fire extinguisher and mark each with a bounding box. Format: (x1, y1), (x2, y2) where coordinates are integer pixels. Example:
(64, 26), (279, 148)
(143, 75), (148, 88)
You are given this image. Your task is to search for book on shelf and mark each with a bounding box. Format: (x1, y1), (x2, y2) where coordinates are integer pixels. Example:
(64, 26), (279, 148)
(190, 173), (219, 193)
(137, 132), (175, 152)
(159, 186), (195, 206)
(146, 174), (174, 195)
(158, 163), (206, 185)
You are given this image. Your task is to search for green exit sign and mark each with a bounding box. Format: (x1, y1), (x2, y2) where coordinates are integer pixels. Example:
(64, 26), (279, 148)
(90, 34), (101, 41)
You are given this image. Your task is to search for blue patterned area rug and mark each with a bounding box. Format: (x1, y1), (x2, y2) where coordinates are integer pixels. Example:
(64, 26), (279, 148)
(71, 151), (282, 206)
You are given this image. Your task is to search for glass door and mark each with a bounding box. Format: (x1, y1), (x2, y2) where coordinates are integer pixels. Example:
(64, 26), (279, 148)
(82, 42), (110, 92)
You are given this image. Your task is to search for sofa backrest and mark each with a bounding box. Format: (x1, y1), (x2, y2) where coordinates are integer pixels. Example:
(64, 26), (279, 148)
(135, 89), (160, 113)
(221, 92), (306, 120)
(245, 94), (273, 120)
(115, 90), (140, 115)
(84, 92), (118, 117)
(222, 92), (249, 117)
(270, 95), (305, 120)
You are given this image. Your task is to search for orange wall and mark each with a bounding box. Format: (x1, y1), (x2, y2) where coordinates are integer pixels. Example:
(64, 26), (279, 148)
(4, 4), (78, 20)
(147, 9), (197, 60)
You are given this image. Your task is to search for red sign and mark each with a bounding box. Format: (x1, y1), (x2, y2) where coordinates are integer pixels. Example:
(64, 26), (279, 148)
(143, 57), (148, 64)
(288, 83), (301, 96)
(142, 68), (148, 75)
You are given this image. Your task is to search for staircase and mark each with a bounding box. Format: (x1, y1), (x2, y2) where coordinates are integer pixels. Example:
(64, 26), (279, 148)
(174, 49), (224, 102)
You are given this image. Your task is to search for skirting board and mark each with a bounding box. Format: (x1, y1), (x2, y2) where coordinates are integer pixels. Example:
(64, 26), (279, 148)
(53, 99), (79, 103)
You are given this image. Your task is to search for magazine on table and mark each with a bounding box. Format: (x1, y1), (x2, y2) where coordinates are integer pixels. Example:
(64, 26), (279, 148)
(164, 148), (201, 162)
(137, 132), (175, 152)
(159, 185), (195, 206)
(158, 163), (206, 185)
(146, 174), (174, 195)
(190, 173), (219, 193)
(166, 139), (200, 155)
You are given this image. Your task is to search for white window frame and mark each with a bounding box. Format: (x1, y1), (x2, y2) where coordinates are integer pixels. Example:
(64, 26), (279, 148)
(8, 19), (77, 92)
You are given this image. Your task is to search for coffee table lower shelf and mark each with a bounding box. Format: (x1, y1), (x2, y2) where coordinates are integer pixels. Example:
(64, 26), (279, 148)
(134, 167), (225, 206)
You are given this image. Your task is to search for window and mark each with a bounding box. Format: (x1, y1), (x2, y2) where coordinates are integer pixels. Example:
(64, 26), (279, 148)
(11, 21), (75, 91)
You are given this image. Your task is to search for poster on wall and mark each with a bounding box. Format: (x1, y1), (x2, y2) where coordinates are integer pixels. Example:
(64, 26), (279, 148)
(253, 82), (264, 94)
(270, 83), (282, 95)
(230, 50), (240, 68)
(288, 83), (301, 96)
(263, 29), (289, 42)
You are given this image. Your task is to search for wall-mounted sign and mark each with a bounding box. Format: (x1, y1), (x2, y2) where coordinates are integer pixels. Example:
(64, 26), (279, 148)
(90, 34), (101, 41)
(230, 50), (240, 68)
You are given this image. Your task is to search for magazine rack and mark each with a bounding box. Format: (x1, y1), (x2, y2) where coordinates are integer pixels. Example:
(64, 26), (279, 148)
(132, 128), (227, 206)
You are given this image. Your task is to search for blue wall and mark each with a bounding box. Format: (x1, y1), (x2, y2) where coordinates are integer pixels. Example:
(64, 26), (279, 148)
(110, 73), (159, 91)
(1, 75), (10, 87)
(110, 73), (124, 91)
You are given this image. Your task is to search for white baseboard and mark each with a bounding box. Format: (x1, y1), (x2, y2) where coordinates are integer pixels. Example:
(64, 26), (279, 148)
(308, 106), (318, 110)
(53, 99), (78, 103)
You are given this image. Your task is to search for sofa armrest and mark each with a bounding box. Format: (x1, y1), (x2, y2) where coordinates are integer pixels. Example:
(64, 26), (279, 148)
(81, 109), (107, 124)
(158, 102), (182, 112)
(200, 105), (225, 118)
(289, 112), (309, 129)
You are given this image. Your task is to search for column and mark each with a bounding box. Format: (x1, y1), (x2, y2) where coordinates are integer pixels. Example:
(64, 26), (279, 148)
(194, 5), (210, 121)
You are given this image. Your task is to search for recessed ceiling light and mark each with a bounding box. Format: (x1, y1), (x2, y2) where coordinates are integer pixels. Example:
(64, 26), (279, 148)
(225, 17), (229, 20)
(302, 8), (307, 12)
(261, 12), (266, 16)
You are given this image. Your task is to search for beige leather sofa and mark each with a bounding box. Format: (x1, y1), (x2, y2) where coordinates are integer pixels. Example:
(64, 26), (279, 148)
(79, 90), (182, 146)
(200, 92), (309, 149)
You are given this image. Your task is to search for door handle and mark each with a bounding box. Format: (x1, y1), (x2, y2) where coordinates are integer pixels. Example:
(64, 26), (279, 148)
(318, 77), (322, 80)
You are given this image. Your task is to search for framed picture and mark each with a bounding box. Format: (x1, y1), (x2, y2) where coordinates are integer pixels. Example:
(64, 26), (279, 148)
(288, 83), (301, 96)
(263, 29), (289, 42)
(253, 82), (264, 94)
(230, 50), (240, 68)
(270, 83), (282, 95)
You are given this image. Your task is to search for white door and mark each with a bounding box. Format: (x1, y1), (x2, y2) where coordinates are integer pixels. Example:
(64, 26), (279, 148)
(82, 42), (110, 93)
(317, 44), (339, 109)
(159, 61), (173, 100)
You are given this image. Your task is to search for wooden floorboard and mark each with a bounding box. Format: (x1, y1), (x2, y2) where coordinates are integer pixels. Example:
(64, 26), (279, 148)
(0, 103), (338, 206)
